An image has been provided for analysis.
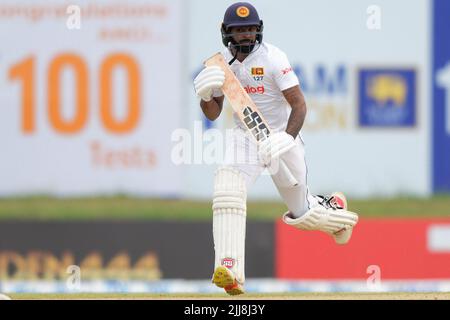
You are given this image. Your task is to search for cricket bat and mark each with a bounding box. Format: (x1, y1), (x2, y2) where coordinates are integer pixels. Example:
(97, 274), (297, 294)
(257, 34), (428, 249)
(204, 53), (298, 187)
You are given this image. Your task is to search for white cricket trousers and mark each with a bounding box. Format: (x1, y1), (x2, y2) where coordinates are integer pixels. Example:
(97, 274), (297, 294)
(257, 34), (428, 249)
(223, 126), (318, 216)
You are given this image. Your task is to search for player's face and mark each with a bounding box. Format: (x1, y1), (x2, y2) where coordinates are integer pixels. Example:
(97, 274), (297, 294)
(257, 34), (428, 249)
(230, 26), (258, 44)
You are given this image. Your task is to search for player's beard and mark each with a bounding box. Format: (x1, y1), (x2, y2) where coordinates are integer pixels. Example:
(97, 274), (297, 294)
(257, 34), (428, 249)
(232, 39), (260, 54)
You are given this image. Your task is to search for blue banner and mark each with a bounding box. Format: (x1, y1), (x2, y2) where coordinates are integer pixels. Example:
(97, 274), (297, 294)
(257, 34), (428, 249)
(433, 0), (450, 192)
(358, 68), (416, 127)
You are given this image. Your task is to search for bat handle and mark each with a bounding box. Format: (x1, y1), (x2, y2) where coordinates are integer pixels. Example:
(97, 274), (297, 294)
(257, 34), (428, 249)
(280, 160), (299, 187)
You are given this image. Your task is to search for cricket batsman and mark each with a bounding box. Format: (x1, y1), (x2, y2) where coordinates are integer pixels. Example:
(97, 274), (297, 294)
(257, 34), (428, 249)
(193, 2), (359, 295)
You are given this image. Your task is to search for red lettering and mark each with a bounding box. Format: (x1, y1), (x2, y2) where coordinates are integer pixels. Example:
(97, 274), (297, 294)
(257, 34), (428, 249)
(282, 67), (293, 75)
(244, 85), (265, 95)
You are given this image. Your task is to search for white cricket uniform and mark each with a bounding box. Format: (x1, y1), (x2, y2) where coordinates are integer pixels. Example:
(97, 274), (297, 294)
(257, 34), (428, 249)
(214, 42), (318, 216)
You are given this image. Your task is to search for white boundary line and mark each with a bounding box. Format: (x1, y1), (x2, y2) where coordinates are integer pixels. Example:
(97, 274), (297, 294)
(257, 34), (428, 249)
(1, 279), (450, 293)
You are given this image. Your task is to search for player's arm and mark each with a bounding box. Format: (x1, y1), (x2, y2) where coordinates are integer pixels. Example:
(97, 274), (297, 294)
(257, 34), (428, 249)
(259, 85), (305, 166)
(200, 96), (225, 121)
(283, 85), (307, 138)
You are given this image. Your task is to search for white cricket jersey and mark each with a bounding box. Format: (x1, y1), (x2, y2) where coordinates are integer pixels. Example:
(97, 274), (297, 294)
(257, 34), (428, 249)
(213, 42), (299, 132)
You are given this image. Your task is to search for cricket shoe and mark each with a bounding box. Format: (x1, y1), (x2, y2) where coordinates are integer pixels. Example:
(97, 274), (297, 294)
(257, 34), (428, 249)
(317, 192), (358, 245)
(212, 266), (245, 296)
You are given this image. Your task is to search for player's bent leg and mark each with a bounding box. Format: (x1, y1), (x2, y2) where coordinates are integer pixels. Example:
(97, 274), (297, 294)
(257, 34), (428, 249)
(212, 167), (246, 295)
(271, 139), (359, 245)
(282, 192), (359, 245)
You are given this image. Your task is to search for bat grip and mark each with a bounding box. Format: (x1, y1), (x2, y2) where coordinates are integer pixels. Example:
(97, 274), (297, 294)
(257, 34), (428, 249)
(280, 160), (299, 187)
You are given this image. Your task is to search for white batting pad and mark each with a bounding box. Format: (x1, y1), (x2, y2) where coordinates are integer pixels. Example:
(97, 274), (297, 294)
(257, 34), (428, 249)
(212, 167), (247, 284)
(283, 205), (358, 235)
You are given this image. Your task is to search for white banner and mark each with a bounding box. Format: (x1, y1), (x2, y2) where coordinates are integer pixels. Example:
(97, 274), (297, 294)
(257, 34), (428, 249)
(186, 0), (430, 199)
(0, 0), (183, 196)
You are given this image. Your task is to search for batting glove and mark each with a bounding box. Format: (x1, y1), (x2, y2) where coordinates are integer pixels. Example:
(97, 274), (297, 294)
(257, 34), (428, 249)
(258, 132), (296, 166)
(194, 66), (225, 102)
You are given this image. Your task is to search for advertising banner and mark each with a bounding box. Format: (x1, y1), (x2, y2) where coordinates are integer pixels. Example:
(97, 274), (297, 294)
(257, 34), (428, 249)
(276, 218), (450, 279)
(0, 221), (274, 280)
(0, 0), (183, 196)
(186, 0), (430, 199)
(358, 68), (417, 127)
(433, 0), (450, 192)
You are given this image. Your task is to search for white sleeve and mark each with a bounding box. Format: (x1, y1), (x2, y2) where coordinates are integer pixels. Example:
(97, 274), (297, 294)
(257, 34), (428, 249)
(271, 51), (299, 91)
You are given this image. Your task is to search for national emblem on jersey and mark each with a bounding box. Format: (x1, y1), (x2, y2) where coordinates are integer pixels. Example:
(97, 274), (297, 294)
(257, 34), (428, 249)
(251, 67), (264, 75)
(251, 67), (264, 81)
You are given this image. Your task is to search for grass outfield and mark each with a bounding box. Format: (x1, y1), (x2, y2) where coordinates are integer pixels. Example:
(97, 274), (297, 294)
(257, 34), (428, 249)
(6, 292), (450, 300)
(0, 195), (449, 220)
